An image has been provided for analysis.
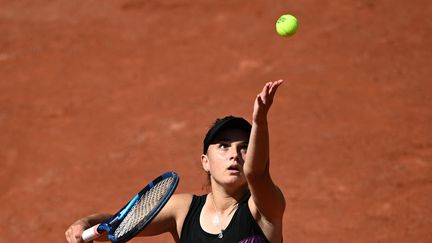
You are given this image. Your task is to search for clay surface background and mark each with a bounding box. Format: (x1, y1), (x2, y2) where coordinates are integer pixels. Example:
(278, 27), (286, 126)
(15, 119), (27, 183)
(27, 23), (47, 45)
(1, 0), (431, 242)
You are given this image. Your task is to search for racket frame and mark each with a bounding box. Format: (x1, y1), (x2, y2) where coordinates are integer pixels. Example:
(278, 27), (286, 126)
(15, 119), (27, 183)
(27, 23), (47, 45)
(82, 171), (179, 243)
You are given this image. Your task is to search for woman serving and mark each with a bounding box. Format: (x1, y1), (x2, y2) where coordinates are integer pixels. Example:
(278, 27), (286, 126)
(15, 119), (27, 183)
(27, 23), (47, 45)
(65, 80), (285, 243)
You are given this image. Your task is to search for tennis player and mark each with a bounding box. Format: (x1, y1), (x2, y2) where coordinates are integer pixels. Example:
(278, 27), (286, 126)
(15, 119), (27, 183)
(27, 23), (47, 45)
(65, 80), (285, 243)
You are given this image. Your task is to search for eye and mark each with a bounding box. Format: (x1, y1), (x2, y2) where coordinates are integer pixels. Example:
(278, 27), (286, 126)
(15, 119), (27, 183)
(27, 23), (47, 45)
(218, 142), (230, 150)
(240, 144), (248, 153)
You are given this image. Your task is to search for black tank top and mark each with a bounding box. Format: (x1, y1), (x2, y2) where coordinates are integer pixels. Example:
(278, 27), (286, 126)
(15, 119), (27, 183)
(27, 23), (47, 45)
(180, 194), (269, 243)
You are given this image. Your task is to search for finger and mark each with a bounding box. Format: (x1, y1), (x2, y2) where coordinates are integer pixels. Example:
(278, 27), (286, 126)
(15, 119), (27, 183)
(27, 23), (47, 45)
(256, 95), (264, 107)
(76, 232), (86, 243)
(269, 79), (283, 97)
(265, 82), (272, 95)
(66, 234), (73, 243)
(260, 82), (270, 98)
(269, 79), (283, 93)
(66, 230), (72, 242)
(257, 82), (270, 104)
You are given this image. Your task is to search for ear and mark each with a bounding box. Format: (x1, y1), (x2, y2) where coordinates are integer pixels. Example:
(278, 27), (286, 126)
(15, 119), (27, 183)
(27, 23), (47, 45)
(201, 154), (210, 173)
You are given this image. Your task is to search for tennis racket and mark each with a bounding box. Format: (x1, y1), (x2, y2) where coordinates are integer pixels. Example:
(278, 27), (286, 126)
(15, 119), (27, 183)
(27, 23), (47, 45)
(82, 171), (179, 242)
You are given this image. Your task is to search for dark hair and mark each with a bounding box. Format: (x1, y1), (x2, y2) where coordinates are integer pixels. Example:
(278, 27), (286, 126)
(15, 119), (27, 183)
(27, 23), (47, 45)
(202, 116), (252, 154)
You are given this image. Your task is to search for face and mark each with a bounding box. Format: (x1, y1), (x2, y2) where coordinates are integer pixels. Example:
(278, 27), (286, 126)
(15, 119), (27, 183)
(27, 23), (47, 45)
(201, 128), (249, 189)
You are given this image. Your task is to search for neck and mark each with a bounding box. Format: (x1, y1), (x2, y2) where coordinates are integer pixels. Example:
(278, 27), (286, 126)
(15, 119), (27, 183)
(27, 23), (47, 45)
(209, 186), (249, 213)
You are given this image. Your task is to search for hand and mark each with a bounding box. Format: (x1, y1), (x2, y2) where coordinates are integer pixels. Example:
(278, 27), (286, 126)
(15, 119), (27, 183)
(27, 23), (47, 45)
(65, 219), (91, 243)
(253, 79), (284, 123)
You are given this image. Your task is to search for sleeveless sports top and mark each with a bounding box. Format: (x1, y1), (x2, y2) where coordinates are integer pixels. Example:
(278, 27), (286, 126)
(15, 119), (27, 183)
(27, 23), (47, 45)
(180, 194), (270, 243)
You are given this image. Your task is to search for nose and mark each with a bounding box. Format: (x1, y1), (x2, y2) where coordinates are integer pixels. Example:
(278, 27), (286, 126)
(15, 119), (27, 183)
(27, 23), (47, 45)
(229, 145), (244, 163)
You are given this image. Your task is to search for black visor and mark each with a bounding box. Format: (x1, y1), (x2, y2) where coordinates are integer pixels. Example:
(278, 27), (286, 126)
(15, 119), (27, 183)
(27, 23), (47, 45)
(203, 116), (252, 154)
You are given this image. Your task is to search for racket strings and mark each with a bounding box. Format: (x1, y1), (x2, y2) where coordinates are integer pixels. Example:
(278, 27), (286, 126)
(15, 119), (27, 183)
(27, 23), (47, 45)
(113, 176), (175, 238)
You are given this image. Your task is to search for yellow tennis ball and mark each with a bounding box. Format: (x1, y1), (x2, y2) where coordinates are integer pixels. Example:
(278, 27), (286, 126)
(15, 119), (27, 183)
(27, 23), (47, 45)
(276, 14), (298, 37)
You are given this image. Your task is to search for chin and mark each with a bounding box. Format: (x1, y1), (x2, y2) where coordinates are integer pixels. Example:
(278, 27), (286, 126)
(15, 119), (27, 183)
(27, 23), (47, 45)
(224, 177), (247, 188)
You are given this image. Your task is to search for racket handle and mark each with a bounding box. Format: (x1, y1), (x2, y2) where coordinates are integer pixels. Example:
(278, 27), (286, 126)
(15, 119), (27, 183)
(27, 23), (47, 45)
(82, 224), (101, 242)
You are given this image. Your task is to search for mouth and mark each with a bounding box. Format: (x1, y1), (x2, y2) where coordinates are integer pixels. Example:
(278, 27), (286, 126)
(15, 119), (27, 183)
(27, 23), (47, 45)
(227, 164), (240, 172)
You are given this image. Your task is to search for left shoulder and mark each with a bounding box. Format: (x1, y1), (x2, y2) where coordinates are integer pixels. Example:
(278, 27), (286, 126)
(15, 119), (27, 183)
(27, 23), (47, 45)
(247, 193), (284, 242)
(246, 171), (286, 222)
(247, 184), (285, 222)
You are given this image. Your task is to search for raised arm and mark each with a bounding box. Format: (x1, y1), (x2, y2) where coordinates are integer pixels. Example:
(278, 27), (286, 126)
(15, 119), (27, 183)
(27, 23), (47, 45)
(243, 80), (285, 222)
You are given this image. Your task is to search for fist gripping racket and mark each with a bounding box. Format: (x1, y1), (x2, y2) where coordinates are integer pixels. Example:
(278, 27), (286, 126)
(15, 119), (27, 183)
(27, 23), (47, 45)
(82, 172), (179, 242)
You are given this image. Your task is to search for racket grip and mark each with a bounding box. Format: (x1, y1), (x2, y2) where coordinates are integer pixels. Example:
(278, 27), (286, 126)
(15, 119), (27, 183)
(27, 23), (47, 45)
(82, 224), (101, 242)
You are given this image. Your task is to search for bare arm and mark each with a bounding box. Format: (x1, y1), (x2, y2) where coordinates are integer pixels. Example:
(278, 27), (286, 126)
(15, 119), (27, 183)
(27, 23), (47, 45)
(244, 80), (286, 222)
(65, 194), (192, 243)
